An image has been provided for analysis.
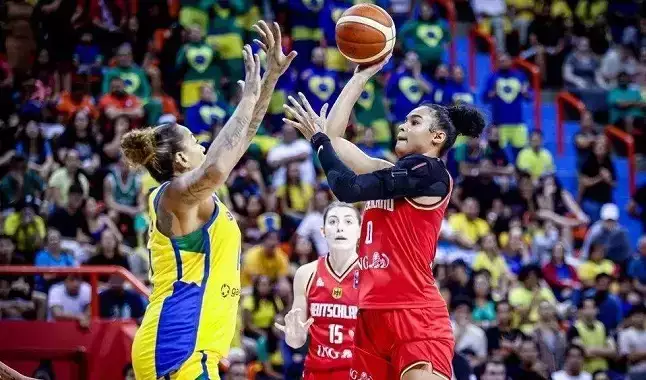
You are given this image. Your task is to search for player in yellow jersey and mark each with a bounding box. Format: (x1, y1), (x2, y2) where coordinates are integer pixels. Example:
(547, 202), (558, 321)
(121, 21), (297, 380)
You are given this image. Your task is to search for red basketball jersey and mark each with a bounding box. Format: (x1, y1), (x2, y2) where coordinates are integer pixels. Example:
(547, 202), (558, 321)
(305, 256), (360, 372)
(357, 177), (452, 309)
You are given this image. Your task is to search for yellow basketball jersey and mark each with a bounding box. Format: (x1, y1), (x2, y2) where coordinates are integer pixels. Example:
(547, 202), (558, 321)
(132, 182), (242, 379)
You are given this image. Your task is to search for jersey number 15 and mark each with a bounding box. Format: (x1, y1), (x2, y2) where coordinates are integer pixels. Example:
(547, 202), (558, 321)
(329, 324), (343, 344)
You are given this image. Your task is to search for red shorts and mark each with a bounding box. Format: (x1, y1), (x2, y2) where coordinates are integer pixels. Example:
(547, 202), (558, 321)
(303, 368), (350, 380)
(352, 307), (454, 380)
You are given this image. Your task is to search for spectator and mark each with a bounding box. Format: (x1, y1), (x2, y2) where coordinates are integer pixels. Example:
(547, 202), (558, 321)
(72, 32), (103, 76)
(511, 339), (550, 380)
(55, 81), (98, 124)
(241, 230), (290, 288)
(431, 64), (454, 106)
(568, 296), (617, 374)
(102, 43), (150, 101)
(471, 271), (497, 328)
(579, 138), (616, 222)
(83, 197), (122, 245)
(4, 0), (36, 79)
(242, 275), (284, 364)
(0, 234), (37, 320)
(486, 300), (524, 362)
(356, 128), (396, 163)
(47, 183), (90, 242)
(146, 66), (179, 125)
(600, 43), (638, 89)
(47, 274), (90, 328)
(98, 77), (144, 133)
(267, 124), (315, 188)
(472, 233), (512, 290)
(3, 196), (46, 259)
(84, 230), (131, 283)
(448, 65), (476, 105)
(578, 244), (619, 288)
(103, 155), (144, 242)
(581, 203), (632, 267)
(552, 345), (593, 380)
(472, 0), (507, 51)
(543, 242), (582, 302)
(297, 47), (341, 115)
(608, 71), (646, 133)
(0, 155), (45, 210)
(562, 37), (607, 112)
(99, 276), (145, 320)
(509, 265), (558, 334)
(516, 130), (555, 181)
(483, 53), (531, 156)
(276, 162), (314, 230)
(448, 197), (490, 250)
(15, 117), (54, 178)
(47, 149), (89, 208)
(618, 305), (646, 380)
(534, 301), (568, 373)
(628, 237), (646, 295)
(584, 273), (624, 333)
(400, 2), (450, 72)
(452, 297), (488, 368)
(184, 83), (232, 145)
(176, 25), (222, 108)
(574, 111), (599, 169)
(34, 229), (76, 292)
(385, 51), (433, 124)
(57, 111), (101, 175)
(629, 183), (646, 231)
(480, 360), (507, 380)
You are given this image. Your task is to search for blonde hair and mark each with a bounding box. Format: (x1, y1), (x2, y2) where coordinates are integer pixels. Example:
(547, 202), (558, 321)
(120, 123), (185, 182)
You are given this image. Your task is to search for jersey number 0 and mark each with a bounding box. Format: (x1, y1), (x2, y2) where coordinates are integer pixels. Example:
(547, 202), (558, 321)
(365, 221), (373, 245)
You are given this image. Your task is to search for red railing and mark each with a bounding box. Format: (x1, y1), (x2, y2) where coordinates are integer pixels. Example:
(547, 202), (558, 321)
(555, 91), (587, 156)
(605, 125), (636, 194)
(0, 266), (150, 319)
(467, 26), (542, 130)
(432, 0), (457, 65)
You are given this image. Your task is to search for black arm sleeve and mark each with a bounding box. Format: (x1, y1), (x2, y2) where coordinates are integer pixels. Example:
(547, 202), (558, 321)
(311, 133), (450, 203)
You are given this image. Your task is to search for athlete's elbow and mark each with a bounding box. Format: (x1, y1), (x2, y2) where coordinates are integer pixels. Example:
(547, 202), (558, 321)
(201, 163), (227, 186)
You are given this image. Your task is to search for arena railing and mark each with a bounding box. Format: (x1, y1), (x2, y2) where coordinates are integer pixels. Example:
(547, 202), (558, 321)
(467, 27), (542, 130)
(0, 266), (150, 319)
(556, 91), (586, 156)
(605, 125), (636, 195)
(432, 0), (457, 65)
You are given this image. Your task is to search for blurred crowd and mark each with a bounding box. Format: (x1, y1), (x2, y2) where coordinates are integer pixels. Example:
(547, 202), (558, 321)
(0, 0), (646, 379)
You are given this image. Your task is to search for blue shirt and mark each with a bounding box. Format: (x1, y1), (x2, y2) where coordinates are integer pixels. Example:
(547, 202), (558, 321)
(319, 0), (352, 46)
(482, 69), (531, 125)
(583, 289), (623, 332)
(74, 44), (101, 65)
(628, 256), (646, 284)
(34, 250), (76, 292)
(385, 68), (432, 123)
(298, 66), (341, 114)
(184, 100), (232, 144)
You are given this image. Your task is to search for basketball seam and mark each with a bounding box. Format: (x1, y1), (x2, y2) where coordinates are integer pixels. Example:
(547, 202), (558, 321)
(337, 35), (395, 63)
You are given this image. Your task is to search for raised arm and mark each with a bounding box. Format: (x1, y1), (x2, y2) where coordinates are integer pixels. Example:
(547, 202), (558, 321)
(164, 46), (262, 208)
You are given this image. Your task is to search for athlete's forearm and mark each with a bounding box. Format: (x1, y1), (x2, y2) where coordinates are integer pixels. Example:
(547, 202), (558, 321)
(0, 362), (35, 380)
(326, 75), (368, 138)
(248, 72), (280, 141)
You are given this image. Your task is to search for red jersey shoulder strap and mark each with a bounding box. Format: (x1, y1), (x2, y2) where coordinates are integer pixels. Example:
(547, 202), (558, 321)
(305, 258), (324, 295)
(404, 170), (453, 211)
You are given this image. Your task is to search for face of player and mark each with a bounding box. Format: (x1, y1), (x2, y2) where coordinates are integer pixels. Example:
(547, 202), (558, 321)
(174, 125), (206, 173)
(395, 106), (446, 157)
(323, 206), (360, 253)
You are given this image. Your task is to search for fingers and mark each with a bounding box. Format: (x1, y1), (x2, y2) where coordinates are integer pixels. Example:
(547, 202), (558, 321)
(282, 118), (302, 130)
(320, 103), (329, 119)
(242, 45), (254, 75)
(253, 53), (261, 77)
(251, 23), (269, 48)
(287, 95), (309, 120)
(283, 104), (305, 125)
(286, 50), (298, 64)
(237, 80), (245, 92)
(272, 21), (282, 53)
(301, 317), (314, 330)
(274, 322), (286, 332)
(297, 92), (317, 118)
(253, 38), (268, 52)
(254, 20), (274, 50)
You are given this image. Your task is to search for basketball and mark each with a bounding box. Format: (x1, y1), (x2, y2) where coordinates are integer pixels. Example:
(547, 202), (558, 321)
(335, 4), (396, 66)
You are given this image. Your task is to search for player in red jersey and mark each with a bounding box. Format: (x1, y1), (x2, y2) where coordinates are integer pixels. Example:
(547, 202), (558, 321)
(282, 57), (486, 380)
(275, 202), (371, 380)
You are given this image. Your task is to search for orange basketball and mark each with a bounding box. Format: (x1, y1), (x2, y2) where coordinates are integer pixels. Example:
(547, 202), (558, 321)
(335, 4), (396, 66)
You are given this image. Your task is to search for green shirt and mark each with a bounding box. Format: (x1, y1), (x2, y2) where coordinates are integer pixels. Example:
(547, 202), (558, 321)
(354, 80), (391, 146)
(608, 87), (644, 124)
(176, 41), (222, 84)
(102, 66), (151, 100)
(399, 19), (450, 64)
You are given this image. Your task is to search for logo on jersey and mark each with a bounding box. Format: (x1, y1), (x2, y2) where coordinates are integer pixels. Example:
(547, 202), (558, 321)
(350, 369), (373, 380)
(317, 345), (341, 359)
(220, 284), (240, 298)
(363, 199), (394, 212)
(316, 278), (325, 287)
(353, 270), (359, 289)
(332, 287), (342, 299)
(225, 210), (234, 221)
(310, 303), (358, 319)
(358, 252), (390, 270)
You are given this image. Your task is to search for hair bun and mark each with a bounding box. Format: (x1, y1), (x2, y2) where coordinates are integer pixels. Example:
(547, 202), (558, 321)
(121, 128), (157, 167)
(447, 104), (486, 138)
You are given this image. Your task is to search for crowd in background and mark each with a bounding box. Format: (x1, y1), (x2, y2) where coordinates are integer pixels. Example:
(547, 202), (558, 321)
(0, 0), (646, 379)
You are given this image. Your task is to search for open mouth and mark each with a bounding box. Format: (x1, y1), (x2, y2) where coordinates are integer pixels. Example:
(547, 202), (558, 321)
(397, 135), (407, 142)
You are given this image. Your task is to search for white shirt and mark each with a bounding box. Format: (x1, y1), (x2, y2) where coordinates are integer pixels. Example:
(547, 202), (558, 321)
(471, 0), (506, 17)
(296, 211), (327, 255)
(452, 322), (487, 358)
(619, 327), (646, 373)
(47, 282), (91, 321)
(552, 370), (592, 380)
(267, 139), (315, 187)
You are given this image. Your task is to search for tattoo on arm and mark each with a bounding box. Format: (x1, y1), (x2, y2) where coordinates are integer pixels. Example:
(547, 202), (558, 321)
(0, 362), (28, 380)
(247, 75), (279, 140)
(156, 203), (174, 236)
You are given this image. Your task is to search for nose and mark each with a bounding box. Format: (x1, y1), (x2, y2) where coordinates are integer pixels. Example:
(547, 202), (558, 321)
(398, 124), (406, 133)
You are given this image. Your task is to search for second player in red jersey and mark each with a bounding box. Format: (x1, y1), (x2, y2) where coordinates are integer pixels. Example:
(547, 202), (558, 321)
(276, 202), (362, 380)
(283, 54), (486, 380)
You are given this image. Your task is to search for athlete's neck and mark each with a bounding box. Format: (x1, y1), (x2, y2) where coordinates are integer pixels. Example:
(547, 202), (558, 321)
(328, 250), (358, 274)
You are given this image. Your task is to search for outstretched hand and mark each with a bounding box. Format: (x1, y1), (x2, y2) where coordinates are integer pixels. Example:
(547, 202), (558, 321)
(274, 308), (314, 342)
(253, 20), (297, 76)
(282, 93), (328, 140)
(237, 44), (262, 100)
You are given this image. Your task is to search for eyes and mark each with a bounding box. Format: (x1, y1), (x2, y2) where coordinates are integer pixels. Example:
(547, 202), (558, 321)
(327, 217), (356, 226)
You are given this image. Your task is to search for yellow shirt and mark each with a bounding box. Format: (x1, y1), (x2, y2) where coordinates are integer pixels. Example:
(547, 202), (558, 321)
(241, 245), (290, 287)
(48, 168), (90, 206)
(472, 252), (510, 288)
(242, 295), (284, 329)
(276, 183), (314, 213)
(575, 0), (608, 27)
(3, 212), (46, 252)
(578, 259), (616, 284)
(516, 147), (555, 180)
(508, 286), (557, 334)
(448, 213), (490, 246)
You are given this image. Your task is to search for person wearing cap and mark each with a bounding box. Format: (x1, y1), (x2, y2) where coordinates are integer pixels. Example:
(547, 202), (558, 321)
(581, 203), (632, 269)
